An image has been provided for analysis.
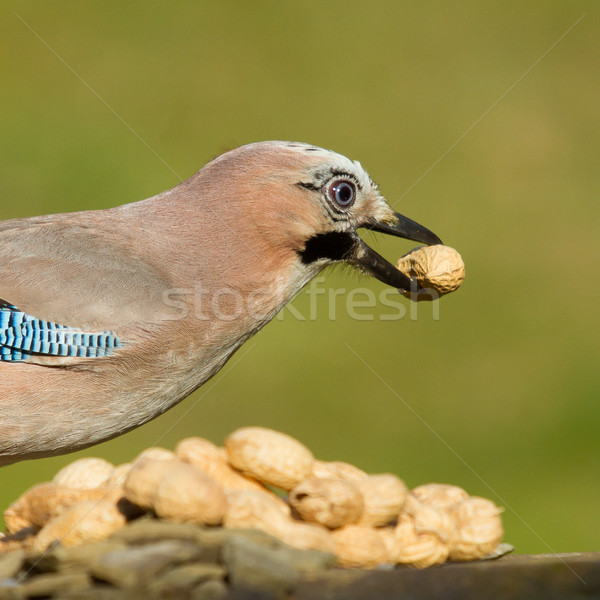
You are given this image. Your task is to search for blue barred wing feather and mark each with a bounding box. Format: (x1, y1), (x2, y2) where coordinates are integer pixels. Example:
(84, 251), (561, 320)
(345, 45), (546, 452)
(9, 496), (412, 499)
(0, 300), (121, 362)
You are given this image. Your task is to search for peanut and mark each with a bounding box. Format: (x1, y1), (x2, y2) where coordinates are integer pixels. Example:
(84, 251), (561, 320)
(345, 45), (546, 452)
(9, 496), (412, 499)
(123, 457), (227, 525)
(331, 525), (391, 568)
(310, 460), (368, 483)
(4, 484), (107, 533)
(395, 513), (449, 568)
(289, 477), (363, 529)
(32, 499), (127, 553)
(403, 492), (455, 544)
(225, 427), (314, 490)
(411, 483), (469, 510)
(396, 245), (465, 301)
(176, 437), (269, 493)
(152, 461), (227, 526)
(52, 458), (114, 490)
(449, 497), (503, 561)
(356, 474), (407, 527)
(122, 457), (177, 511)
(225, 489), (334, 553)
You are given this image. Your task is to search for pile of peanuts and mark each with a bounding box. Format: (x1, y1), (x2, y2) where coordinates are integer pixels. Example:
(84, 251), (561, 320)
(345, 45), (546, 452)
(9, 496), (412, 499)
(2, 427), (503, 568)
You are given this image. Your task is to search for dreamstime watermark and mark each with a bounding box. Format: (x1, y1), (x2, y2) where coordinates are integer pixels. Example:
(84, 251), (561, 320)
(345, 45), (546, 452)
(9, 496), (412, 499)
(162, 277), (441, 323)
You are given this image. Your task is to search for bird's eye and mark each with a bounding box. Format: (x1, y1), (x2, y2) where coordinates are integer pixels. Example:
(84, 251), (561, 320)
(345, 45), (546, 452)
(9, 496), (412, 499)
(328, 180), (356, 208)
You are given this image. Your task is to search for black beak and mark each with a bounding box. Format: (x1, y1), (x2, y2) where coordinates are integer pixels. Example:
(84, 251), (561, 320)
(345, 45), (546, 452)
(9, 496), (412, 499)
(350, 211), (442, 291)
(363, 211), (442, 246)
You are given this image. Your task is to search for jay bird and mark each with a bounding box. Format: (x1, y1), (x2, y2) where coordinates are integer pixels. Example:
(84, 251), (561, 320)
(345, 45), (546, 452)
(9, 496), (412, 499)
(0, 141), (441, 465)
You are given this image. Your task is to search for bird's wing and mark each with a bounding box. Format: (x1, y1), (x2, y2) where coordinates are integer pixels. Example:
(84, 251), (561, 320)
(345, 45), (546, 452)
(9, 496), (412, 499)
(0, 300), (121, 363)
(0, 212), (174, 365)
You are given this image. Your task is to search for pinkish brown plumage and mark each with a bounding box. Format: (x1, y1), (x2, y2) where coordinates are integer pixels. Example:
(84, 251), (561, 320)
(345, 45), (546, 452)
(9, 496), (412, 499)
(0, 141), (440, 465)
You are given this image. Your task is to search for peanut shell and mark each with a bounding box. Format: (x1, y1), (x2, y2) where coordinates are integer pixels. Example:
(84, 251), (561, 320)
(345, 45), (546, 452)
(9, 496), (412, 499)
(224, 489), (291, 527)
(122, 457), (179, 511)
(310, 460), (368, 483)
(52, 458), (114, 490)
(395, 513), (449, 568)
(412, 483), (469, 510)
(403, 492), (455, 543)
(289, 477), (363, 529)
(152, 461), (227, 526)
(4, 483), (107, 533)
(104, 463), (132, 490)
(133, 447), (176, 462)
(356, 474), (407, 527)
(449, 497), (503, 561)
(331, 525), (391, 568)
(225, 489), (333, 553)
(176, 437), (268, 493)
(32, 499), (127, 552)
(376, 527), (401, 563)
(396, 245), (465, 301)
(225, 427), (314, 490)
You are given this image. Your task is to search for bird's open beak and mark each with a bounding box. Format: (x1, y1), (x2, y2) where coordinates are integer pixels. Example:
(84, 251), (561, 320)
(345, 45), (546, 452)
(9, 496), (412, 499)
(351, 212), (442, 291)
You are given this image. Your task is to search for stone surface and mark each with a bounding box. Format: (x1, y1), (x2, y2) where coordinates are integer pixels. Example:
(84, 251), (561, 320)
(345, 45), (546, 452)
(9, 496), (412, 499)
(224, 528), (336, 574)
(277, 545), (336, 574)
(18, 571), (90, 597)
(1, 516), (599, 600)
(59, 588), (146, 600)
(292, 553), (600, 600)
(0, 549), (25, 580)
(27, 540), (127, 573)
(92, 539), (202, 588)
(191, 579), (229, 600)
(147, 562), (226, 595)
(109, 518), (228, 563)
(223, 533), (300, 598)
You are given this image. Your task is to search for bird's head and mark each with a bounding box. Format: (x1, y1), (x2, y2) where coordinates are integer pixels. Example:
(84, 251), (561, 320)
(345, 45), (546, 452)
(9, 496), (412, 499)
(201, 141), (441, 293)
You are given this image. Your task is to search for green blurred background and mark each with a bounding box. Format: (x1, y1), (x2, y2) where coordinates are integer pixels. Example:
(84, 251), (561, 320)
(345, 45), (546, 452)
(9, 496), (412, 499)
(1, 2), (598, 554)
